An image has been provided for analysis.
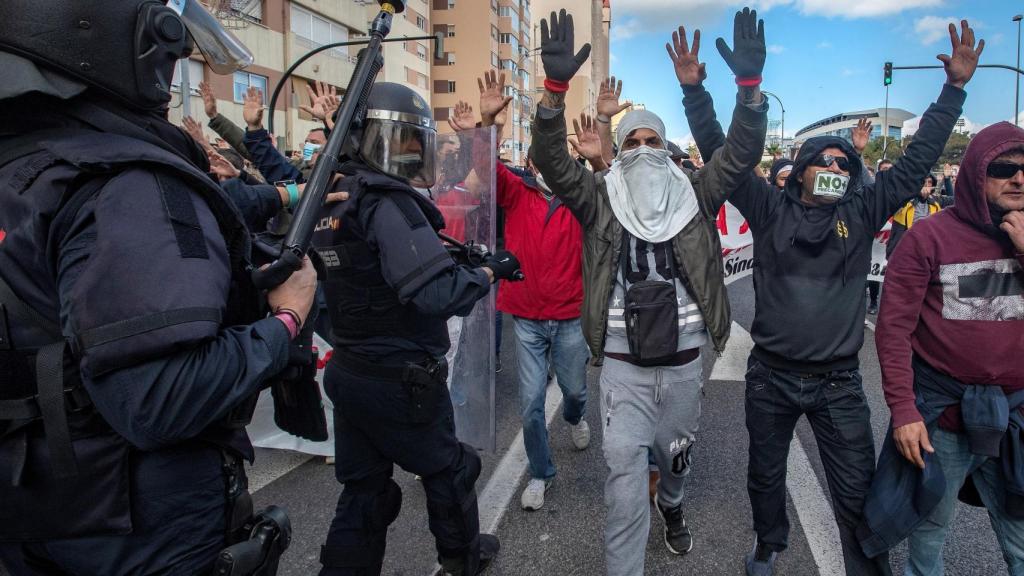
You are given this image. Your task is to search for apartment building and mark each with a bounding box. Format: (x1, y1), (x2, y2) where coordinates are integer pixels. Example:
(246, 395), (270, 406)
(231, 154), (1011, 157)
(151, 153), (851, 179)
(430, 0), (534, 165)
(167, 0), (431, 152)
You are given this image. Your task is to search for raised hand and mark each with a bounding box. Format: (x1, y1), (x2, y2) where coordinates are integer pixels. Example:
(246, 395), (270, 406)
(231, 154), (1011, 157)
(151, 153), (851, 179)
(715, 7), (766, 80)
(541, 9), (592, 85)
(301, 80), (340, 123)
(938, 20), (984, 89)
(182, 116), (211, 150)
(597, 76), (632, 119)
(207, 148), (241, 180)
(569, 113), (604, 165)
(242, 86), (264, 130)
(666, 27), (707, 87)
(478, 70), (513, 126)
(198, 81), (218, 119)
(852, 118), (873, 154)
(447, 100), (477, 133)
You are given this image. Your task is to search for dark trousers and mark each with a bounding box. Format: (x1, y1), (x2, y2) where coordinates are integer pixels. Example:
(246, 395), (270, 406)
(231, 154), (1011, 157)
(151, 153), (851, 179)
(320, 358), (483, 576)
(866, 280), (881, 305)
(744, 355), (890, 575)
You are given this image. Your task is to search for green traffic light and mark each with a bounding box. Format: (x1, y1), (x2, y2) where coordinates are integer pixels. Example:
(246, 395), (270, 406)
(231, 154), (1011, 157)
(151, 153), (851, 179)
(883, 62), (893, 86)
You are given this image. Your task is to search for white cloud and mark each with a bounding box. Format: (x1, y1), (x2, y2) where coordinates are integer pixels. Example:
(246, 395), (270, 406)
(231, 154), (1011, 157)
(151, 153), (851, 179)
(817, 41), (833, 49)
(611, 18), (644, 41)
(914, 15), (961, 46)
(903, 114), (986, 137)
(767, 44), (785, 54)
(991, 32), (1005, 45)
(793, 0), (942, 18)
(840, 68), (857, 77)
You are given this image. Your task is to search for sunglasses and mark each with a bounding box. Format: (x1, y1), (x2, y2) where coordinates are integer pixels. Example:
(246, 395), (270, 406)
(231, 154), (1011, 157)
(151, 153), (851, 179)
(811, 153), (851, 172)
(986, 162), (1024, 179)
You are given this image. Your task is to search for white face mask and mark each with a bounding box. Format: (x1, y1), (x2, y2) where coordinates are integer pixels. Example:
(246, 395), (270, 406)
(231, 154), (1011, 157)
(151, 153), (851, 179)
(603, 144), (699, 243)
(302, 142), (321, 161)
(812, 171), (850, 199)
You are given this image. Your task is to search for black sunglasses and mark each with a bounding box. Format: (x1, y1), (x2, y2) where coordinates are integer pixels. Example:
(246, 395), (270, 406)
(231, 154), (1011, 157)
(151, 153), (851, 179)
(986, 162), (1024, 179)
(811, 153), (851, 172)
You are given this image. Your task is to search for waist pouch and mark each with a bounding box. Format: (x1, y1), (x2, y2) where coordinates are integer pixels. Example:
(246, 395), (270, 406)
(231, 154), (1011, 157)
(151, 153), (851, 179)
(619, 233), (679, 364)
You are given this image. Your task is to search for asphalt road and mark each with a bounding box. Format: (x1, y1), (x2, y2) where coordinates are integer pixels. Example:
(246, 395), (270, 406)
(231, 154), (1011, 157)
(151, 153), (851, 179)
(0, 276), (1008, 575)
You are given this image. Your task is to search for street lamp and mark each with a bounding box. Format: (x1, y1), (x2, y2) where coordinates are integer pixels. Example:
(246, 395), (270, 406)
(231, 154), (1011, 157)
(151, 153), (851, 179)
(1014, 14), (1022, 126)
(761, 90), (786, 156)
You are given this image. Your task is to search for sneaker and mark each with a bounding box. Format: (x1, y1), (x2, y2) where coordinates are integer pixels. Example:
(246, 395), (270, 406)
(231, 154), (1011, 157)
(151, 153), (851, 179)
(648, 469), (660, 503)
(654, 493), (693, 555)
(569, 420), (590, 450)
(438, 534), (500, 575)
(495, 359), (503, 374)
(867, 302), (879, 315)
(520, 478), (550, 511)
(744, 537), (778, 576)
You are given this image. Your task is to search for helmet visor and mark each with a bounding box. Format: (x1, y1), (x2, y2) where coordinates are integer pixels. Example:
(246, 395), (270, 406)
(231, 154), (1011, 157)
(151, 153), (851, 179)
(359, 115), (437, 187)
(166, 0), (254, 74)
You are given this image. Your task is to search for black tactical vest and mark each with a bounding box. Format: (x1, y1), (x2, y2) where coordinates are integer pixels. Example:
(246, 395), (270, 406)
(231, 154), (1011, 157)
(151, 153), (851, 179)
(0, 128), (262, 541)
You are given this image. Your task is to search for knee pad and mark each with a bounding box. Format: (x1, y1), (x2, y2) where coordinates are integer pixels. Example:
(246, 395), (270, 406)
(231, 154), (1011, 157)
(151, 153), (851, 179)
(321, 476), (402, 570)
(423, 443), (482, 550)
(452, 443), (482, 501)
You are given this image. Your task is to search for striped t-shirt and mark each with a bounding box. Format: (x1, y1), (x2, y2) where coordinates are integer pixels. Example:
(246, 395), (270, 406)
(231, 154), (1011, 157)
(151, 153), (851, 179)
(604, 235), (708, 354)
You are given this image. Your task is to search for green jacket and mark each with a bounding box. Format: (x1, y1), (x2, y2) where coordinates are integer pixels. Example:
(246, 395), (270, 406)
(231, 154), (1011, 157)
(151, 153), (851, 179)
(531, 98), (767, 361)
(208, 113), (251, 160)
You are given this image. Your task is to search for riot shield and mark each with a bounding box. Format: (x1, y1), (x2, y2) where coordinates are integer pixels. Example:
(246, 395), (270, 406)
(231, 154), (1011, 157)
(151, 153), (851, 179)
(435, 127), (497, 453)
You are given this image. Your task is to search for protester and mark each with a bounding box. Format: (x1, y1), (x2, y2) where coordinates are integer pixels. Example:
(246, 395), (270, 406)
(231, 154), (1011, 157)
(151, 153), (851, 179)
(680, 16), (982, 576)
(198, 80), (251, 159)
(768, 158), (793, 191)
(887, 173), (954, 256)
(532, 8), (768, 573)
(241, 86), (330, 184)
(0, 2), (318, 573)
(450, 70), (592, 512)
(865, 120), (1024, 574)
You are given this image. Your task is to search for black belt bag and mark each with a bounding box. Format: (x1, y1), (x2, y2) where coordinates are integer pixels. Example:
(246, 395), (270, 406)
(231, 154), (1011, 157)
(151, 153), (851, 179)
(402, 358), (448, 424)
(619, 233), (679, 364)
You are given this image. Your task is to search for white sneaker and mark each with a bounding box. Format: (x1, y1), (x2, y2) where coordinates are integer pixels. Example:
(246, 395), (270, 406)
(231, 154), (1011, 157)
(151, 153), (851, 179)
(570, 420), (590, 450)
(520, 478), (550, 511)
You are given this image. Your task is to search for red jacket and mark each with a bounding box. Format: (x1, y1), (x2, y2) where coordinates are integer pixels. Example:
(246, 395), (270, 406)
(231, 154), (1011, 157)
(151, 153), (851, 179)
(495, 162), (583, 320)
(877, 121), (1024, 430)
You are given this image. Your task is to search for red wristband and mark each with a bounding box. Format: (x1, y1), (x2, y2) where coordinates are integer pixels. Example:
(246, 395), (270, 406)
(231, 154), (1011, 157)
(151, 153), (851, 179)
(544, 78), (571, 93)
(274, 312), (299, 339)
(735, 76), (762, 87)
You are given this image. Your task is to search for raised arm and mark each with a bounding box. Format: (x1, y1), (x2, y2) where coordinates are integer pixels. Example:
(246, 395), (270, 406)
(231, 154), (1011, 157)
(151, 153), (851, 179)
(569, 113), (609, 172)
(596, 76), (631, 165)
(869, 20), (982, 228)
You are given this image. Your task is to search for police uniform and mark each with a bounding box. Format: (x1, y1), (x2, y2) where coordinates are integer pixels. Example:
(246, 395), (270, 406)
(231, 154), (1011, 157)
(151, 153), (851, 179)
(0, 2), (293, 574)
(313, 83), (500, 576)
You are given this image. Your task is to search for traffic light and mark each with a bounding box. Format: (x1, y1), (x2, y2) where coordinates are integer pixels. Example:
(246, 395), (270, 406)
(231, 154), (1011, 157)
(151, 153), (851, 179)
(883, 62), (893, 86)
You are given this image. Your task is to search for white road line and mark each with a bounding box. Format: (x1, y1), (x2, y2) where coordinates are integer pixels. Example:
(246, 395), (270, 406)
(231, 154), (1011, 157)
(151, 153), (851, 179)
(427, 380), (565, 576)
(865, 319), (877, 331)
(787, 437), (846, 576)
(709, 321), (755, 381)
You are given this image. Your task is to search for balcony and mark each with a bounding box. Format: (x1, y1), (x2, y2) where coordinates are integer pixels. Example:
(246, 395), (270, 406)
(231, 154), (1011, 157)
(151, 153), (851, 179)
(289, 35), (358, 88)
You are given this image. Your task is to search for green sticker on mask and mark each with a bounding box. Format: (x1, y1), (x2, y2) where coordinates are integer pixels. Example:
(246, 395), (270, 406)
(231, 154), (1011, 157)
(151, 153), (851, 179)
(813, 172), (850, 199)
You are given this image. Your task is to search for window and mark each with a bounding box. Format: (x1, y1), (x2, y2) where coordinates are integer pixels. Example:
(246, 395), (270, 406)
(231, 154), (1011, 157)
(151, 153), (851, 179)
(491, 52), (499, 67)
(417, 74), (428, 90)
(447, 53), (456, 65)
(448, 81), (456, 92)
(434, 107), (451, 121)
(291, 5), (352, 58)
(416, 15), (427, 31)
(226, 0), (262, 23)
(448, 0), (455, 7)
(171, 59), (204, 95)
(446, 25), (455, 37)
(232, 71), (267, 104)
(501, 59), (517, 72)
(417, 43), (427, 60)
(491, 26), (499, 41)
(491, 0), (498, 14)
(499, 33), (519, 52)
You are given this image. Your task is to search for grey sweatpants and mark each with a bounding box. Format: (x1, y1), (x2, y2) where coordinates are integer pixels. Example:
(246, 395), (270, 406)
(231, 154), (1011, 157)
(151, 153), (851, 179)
(600, 355), (703, 576)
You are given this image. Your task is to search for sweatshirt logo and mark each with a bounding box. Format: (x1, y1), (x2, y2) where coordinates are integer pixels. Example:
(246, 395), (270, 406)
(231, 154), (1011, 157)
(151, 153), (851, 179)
(835, 219), (849, 239)
(940, 259), (1024, 321)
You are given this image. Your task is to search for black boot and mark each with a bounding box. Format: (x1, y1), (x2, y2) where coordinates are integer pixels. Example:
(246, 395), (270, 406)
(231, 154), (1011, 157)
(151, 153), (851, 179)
(439, 534), (500, 576)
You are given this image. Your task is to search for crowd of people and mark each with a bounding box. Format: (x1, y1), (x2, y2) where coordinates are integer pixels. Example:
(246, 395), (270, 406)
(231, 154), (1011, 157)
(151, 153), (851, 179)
(1, 2), (1023, 576)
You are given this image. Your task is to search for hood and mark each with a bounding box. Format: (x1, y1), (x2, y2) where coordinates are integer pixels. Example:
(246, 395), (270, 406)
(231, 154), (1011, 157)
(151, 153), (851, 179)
(615, 109), (666, 152)
(785, 135), (863, 204)
(952, 121), (1024, 229)
(769, 158), (794, 185)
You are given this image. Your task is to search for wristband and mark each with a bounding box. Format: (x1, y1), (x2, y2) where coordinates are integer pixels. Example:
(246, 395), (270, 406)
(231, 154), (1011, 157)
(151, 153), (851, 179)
(275, 180), (300, 210)
(544, 78), (571, 93)
(274, 312), (299, 339)
(596, 114), (611, 124)
(735, 76), (762, 87)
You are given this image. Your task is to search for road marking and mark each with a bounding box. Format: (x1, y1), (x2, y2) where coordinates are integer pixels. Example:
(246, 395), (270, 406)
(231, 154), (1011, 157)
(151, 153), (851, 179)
(710, 321), (754, 381)
(427, 379), (565, 576)
(865, 319), (876, 331)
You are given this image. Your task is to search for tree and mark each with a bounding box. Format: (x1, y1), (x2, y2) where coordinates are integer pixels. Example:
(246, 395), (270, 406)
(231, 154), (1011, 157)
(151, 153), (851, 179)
(765, 144), (782, 159)
(938, 131), (971, 166)
(861, 136), (905, 168)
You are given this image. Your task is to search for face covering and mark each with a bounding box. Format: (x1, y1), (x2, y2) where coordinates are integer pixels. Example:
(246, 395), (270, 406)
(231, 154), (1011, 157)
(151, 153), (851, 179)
(812, 171), (850, 200)
(302, 142), (322, 161)
(604, 145), (699, 243)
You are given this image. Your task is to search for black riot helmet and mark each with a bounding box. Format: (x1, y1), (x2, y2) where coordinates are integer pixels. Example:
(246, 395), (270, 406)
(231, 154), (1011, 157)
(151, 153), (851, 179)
(356, 82), (438, 187)
(0, 0), (253, 111)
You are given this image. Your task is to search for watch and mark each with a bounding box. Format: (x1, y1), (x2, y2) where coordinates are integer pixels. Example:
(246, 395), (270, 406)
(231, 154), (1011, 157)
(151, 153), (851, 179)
(275, 180), (300, 210)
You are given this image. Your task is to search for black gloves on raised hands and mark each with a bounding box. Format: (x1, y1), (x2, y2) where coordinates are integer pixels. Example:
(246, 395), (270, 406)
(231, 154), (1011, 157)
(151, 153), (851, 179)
(715, 7), (766, 81)
(541, 9), (592, 89)
(483, 250), (524, 282)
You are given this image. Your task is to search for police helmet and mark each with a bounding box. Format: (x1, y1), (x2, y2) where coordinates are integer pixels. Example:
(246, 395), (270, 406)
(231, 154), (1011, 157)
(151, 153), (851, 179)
(0, 0), (253, 111)
(358, 82), (437, 187)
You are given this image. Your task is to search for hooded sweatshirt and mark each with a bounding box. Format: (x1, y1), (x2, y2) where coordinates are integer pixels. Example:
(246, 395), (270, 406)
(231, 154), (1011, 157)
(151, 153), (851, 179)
(725, 85), (967, 372)
(877, 121), (1024, 429)
(768, 158), (794, 189)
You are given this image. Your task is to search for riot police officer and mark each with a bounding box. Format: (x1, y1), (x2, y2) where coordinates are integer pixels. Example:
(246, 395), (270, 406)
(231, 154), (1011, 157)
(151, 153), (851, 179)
(313, 82), (521, 576)
(0, 1), (316, 573)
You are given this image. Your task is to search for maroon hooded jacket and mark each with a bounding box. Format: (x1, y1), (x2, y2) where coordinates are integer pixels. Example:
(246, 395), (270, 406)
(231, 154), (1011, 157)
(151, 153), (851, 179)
(878, 122), (1024, 429)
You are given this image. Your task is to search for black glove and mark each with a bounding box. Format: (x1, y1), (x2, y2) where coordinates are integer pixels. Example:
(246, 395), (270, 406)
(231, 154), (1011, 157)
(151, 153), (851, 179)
(483, 250), (524, 282)
(541, 9), (592, 84)
(715, 7), (766, 80)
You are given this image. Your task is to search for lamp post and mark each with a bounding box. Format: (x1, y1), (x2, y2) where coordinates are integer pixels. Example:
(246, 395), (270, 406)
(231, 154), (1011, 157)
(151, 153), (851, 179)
(1014, 15), (1022, 126)
(761, 90), (786, 156)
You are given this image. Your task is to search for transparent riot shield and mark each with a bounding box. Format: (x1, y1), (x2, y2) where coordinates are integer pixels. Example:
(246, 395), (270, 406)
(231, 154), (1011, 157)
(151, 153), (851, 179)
(434, 127), (497, 453)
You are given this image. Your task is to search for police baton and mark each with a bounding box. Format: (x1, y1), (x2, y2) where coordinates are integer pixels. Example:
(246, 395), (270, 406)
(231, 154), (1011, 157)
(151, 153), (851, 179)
(252, 0), (406, 290)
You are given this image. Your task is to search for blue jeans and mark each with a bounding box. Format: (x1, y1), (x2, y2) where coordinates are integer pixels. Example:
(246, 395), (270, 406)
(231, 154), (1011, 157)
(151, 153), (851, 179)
(906, 428), (1024, 576)
(513, 316), (589, 480)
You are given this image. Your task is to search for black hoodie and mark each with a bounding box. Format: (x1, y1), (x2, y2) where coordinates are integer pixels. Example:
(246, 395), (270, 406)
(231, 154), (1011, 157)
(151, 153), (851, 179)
(683, 83), (967, 372)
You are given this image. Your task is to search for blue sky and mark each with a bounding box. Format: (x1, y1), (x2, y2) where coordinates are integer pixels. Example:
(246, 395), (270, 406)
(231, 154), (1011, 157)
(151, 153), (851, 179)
(609, 0), (1024, 147)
